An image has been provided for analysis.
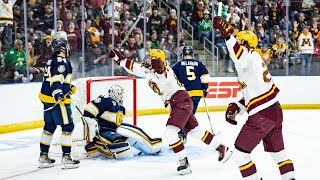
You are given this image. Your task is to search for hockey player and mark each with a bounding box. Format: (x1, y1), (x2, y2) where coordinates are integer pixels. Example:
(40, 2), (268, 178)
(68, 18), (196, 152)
(212, 16), (295, 180)
(109, 49), (232, 175)
(83, 84), (163, 158)
(38, 38), (80, 169)
(172, 45), (210, 143)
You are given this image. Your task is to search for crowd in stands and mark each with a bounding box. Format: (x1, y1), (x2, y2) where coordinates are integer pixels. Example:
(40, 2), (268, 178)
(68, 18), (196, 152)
(0, 0), (320, 84)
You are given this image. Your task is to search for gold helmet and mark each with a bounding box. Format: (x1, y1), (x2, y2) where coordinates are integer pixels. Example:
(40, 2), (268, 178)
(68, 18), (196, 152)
(236, 30), (258, 48)
(148, 49), (166, 62)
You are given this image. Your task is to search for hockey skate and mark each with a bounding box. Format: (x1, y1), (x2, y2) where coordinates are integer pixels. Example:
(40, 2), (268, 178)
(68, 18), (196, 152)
(38, 152), (55, 168)
(61, 153), (80, 169)
(216, 144), (232, 163)
(177, 157), (192, 175)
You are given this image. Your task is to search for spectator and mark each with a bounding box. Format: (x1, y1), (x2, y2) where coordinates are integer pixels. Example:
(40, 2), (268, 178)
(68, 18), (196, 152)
(27, 41), (43, 81)
(256, 44), (272, 67)
(180, 0), (193, 29)
(4, 39), (32, 83)
(66, 21), (80, 54)
(226, 6), (240, 22)
(256, 23), (272, 48)
(271, 37), (287, 69)
(256, 14), (269, 32)
(105, 0), (122, 24)
(150, 30), (160, 49)
(268, 2), (282, 28)
(288, 33), (300, 66)
(138, 40), (152, 63)
(84, 43), (108, 74)
(147, 7), (162, 36)
(35, 35), (53, 68)
(190, 1), (205, 38)
(0, 0), (17, 49)
(296, 13), (308, 32)
(85, 18), (102, 45)
(13, 5), (23, 33)
(279, 15), (292, 33)
(124, 36), (138, 60)
(51, 20), (68, 40)
(295, 24), (315, 75)
(100, 17), (121, 47)
(198, 10), (212, 44)
(40, 4), (54, 34)
(163, 9), (178, 39)
(269, 25), (284, 45)
(122, 11), (134, 28)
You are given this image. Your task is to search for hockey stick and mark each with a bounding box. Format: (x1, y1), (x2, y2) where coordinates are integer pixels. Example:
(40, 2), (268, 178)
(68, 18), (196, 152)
(75, 106), (117, 159)
(202, 97), (221, 136)
(43, 91), (72, 112)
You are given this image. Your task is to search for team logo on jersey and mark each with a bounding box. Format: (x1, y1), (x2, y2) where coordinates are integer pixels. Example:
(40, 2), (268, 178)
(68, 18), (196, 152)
(47, 60), (52, 65)
(112, 100), (116, 106)
(57, 65), (66, 73)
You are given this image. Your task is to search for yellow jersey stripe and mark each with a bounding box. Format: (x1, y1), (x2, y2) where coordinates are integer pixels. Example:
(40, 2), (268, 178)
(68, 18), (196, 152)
(246, 85), (277, 110)
(188, 90), (204, 97)
(278, 160), (293, 168)
(239, 161), (254, 171)
(201, 131), (209, 142)
(235, 46), (243, 59)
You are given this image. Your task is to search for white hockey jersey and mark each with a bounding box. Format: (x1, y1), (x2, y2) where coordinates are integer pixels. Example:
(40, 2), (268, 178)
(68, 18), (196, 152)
(0, 0), (17, 25)
(120, 59), (185, 109)
(226, 35), (280, 116)
(298, 32), (314, 54)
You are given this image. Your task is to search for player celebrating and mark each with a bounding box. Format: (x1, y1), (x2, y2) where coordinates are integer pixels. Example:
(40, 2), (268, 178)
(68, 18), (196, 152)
(109, 49), (232, 175)
(212, 16), (295, 180)
(38, 39), (80, 169)
(172, 46), (210, 142)
(82, 84), (163, 158)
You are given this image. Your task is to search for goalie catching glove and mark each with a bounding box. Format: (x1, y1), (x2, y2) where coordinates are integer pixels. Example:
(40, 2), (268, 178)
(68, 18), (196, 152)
(213, 16), (234, 38)
(109, 49), (126, 64)
(151, 58), (165, 74)
(225, 102), (240, 125)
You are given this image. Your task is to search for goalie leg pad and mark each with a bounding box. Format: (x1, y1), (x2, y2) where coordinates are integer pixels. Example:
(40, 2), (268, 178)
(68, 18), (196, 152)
(270, 150), (295, 180)
(233, 147), (258, 179)
(117, 123), (162, 155)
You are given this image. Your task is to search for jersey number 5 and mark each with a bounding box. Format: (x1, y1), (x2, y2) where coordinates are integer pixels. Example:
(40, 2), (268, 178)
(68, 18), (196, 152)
(186, 66), (196, 81)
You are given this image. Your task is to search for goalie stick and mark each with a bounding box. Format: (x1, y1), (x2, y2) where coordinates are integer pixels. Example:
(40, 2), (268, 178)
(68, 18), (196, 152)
(75, 106), (118, 159)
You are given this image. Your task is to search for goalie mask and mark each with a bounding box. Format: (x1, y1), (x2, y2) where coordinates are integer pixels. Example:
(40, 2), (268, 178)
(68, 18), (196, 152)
(236, 30), (258, 48)
(108, 85), (124, 104)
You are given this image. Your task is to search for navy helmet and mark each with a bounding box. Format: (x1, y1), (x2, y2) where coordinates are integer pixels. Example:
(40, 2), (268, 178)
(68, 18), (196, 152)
(182, 46), (193, 57)
(52, 38), (70, 57)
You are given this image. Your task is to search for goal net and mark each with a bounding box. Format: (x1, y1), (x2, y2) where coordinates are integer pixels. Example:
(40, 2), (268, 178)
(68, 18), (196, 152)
(50, 76), (137, 157)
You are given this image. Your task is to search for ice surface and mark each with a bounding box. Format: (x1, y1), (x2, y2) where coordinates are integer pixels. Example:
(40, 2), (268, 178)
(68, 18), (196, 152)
(0, 110), (319, 180)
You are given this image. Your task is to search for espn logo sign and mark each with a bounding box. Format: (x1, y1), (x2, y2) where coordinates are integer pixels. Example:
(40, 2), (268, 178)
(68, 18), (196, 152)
(207, 81), (240, 98)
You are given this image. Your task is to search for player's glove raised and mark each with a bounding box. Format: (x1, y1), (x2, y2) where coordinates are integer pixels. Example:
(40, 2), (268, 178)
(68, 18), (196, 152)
(151, 58), (165, 74)
(225, 102), (239, 125)
(109, 49), (126, 64)
(213, 16), (234, 38)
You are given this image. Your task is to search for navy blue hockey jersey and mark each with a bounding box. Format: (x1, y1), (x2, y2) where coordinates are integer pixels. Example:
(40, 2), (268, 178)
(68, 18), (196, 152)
(83, 95), (126, 131)
(39, 55), (73, 104)
(172, 58), (210, 97)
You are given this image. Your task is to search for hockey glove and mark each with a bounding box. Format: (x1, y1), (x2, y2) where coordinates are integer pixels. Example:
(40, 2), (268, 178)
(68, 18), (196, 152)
(213, 16), (234, 38)
(151, 58), (165, 74)
(225, 103), (239, 125)
(54, 92), (65, 104)
(109, 49), (126, 65)
(70, 84), (76, 94)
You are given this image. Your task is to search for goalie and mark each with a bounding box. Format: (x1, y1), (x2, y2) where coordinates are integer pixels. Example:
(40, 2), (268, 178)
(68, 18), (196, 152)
(82, 85), (163, 159)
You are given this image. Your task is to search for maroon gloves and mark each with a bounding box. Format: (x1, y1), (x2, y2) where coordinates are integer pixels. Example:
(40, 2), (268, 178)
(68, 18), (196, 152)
(225, 103), (240, 125)
(151, 58), (165, 74)
(108, 49), (126, 64)
(213, 16), (234, 38)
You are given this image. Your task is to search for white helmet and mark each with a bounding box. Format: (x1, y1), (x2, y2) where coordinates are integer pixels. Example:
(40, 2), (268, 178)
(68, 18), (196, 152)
(108, 85), (124, 104)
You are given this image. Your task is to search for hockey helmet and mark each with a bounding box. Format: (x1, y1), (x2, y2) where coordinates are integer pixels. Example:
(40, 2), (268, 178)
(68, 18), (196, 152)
(52, 38), (70, 57)
(148, 49), (166, 62)
(236, 30), (258, 48)
(182, 46), (194, 57)
(108, 84), (124, 104)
